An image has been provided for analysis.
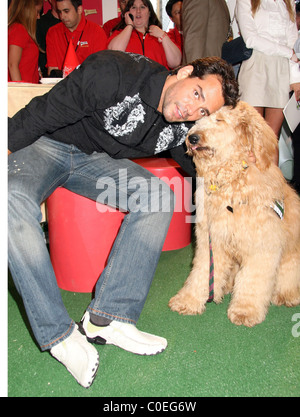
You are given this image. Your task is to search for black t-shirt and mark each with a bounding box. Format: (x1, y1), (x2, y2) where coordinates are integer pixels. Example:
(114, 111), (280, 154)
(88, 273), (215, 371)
(8, 51), (195, 176)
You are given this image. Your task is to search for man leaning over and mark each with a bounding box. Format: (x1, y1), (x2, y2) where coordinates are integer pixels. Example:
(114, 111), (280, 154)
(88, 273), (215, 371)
(8, 51), (239, 388)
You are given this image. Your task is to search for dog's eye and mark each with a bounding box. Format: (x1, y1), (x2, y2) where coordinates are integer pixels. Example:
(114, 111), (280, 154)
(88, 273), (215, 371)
(200, 108), (206, 116)
(216, 119), (223, 122)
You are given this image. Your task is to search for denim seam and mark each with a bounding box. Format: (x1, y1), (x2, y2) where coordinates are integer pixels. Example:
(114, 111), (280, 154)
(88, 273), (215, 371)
(40, 320), (75, 350)
(8, 259), (50, 349)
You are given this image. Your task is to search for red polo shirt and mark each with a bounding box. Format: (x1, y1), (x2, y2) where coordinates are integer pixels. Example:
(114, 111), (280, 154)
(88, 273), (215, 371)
(108, 29), (169, 69)
(8, 23), (39, 83)
(167, 27), (183, 53)
(103, 16), (122, 38)
(46, 15), (107, 70)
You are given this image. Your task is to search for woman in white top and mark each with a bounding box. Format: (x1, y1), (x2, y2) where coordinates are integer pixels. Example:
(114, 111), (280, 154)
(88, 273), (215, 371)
(235, 0), (300, 164)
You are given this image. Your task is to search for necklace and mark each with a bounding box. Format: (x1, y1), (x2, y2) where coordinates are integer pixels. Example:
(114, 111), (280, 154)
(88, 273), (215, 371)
(64, 19), (87, 53)
(135, 28), (148, 55)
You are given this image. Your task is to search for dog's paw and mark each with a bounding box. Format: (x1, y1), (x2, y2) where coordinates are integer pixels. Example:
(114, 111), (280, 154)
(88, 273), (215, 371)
(272, 292), (300, 307)
(227, 305), (265, 327)
(213, 292), (224, 304)
(168, 293), (206, 315)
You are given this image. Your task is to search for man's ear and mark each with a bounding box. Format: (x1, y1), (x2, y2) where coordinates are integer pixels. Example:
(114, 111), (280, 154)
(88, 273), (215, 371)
(176, 65), (194, 80)
(77, 5), (83, 16)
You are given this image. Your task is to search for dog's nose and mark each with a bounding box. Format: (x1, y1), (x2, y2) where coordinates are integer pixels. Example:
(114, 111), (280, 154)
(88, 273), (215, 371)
(188, 134), (200, 145)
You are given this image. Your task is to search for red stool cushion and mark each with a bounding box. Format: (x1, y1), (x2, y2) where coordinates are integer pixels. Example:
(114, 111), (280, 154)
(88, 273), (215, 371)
(132, 158), (192, 251)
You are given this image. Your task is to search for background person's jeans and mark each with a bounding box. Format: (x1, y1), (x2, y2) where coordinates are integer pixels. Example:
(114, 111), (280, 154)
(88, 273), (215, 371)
(8, 137), (174, 351)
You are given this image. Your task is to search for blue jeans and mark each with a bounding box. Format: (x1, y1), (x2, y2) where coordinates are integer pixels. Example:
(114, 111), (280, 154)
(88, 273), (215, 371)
(8, 137), (174, 351)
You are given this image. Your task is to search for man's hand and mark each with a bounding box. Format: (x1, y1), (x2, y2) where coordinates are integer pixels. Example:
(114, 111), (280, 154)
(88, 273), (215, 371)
(8, 150), (12, 155)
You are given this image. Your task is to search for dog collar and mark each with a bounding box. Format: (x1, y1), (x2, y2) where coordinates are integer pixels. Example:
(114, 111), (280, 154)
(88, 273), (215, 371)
(225, 201), (284, 218)
(271, 200), (284, 220)
(207, 161), (248, 194)
(209, 184), (219, 192)
(242, 160), (248, 169)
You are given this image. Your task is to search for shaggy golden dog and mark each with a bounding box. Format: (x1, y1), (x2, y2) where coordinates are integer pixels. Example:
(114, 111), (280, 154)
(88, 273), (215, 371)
(169, 101), (300, 327)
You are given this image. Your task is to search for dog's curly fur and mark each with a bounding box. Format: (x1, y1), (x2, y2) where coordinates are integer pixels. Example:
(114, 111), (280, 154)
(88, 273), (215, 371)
(169, 101), (300, 327)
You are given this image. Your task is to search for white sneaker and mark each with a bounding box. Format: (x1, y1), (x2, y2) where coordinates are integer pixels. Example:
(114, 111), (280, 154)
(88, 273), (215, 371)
(80, 312), (167, 356)
(50, 325), (99, 388)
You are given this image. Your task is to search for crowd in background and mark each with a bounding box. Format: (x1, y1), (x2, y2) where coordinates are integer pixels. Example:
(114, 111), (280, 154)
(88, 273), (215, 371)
(8, 0), (184, 81)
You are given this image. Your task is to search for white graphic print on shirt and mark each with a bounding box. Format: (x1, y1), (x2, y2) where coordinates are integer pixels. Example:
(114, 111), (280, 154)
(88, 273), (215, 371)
(154, 124), (189, 154)
(104, 93), (189, 153)
(104, 94), (145, 137)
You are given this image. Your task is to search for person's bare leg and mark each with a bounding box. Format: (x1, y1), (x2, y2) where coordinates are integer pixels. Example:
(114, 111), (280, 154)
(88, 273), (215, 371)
(254, 106), (264, 118)
(265, 107), (284, 166)
(254, 106), (283, 166)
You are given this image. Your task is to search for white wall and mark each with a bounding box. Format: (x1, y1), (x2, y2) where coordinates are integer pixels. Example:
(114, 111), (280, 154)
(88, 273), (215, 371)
(102, 0), (118, 24)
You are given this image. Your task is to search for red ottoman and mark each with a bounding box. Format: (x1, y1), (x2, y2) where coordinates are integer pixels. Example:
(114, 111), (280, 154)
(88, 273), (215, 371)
(132, 158), (192, 251)
(47, 158), (192, 292)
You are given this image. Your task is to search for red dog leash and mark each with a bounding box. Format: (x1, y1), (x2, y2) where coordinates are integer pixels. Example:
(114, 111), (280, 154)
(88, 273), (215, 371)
(208, 234), (214, 303)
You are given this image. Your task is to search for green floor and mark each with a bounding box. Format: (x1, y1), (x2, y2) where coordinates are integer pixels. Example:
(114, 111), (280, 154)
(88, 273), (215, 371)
(7, 243), (300, 397)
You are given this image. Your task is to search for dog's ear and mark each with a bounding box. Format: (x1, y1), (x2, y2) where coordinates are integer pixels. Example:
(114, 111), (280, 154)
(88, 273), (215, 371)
(235, 102), (278, 171)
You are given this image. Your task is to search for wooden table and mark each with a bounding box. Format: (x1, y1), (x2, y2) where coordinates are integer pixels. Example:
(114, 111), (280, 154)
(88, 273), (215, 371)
(8, 82), (55, 220)
(8, 82), (54, 117)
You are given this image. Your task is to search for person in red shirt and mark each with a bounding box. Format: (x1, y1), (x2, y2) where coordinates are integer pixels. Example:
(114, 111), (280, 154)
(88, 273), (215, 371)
(108, 0), (181, 69)
(103, 0), (129, 38)
(8, 0), (43, 83)
(46, 0), (107, 76)
(166, 0), (183, 55)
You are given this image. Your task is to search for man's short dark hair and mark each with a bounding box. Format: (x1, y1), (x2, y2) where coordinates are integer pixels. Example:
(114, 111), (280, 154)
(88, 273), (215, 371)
(56, 0), (82, 11)
(173, 57), (240, 108)
(165, 0), (183, 18)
